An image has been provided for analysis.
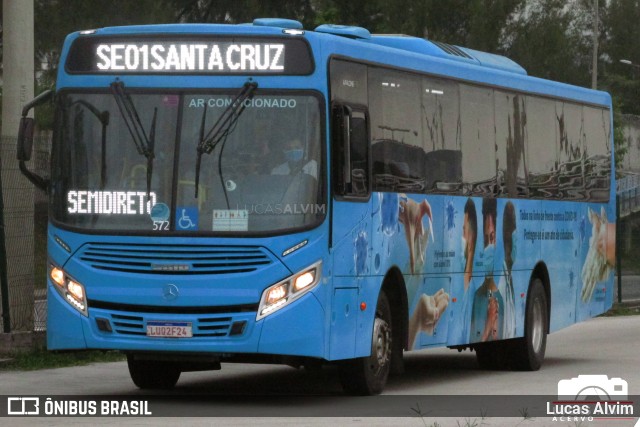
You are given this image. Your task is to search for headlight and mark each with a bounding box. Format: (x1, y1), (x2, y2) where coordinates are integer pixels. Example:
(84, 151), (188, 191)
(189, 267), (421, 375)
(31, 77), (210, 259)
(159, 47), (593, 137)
(257, 260), (322, 320)
(49, 264), (88, 316)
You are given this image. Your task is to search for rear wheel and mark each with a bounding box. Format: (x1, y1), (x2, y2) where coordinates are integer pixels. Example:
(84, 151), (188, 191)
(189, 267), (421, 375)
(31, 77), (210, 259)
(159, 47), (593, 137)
(512, 277), (548, 371)
(127, 355), (181, 389)
(340, 291), (392, 395)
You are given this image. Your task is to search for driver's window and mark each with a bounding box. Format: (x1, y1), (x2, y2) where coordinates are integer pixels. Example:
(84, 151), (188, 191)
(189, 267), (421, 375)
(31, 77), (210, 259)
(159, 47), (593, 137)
(349, 110), (369, 197)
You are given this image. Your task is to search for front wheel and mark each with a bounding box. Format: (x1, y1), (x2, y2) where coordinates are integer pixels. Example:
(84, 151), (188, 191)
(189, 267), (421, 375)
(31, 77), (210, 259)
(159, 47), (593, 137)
(340, 291), (392, 395)
(512, 277), (548, 371)
(127, 355), (181, 389)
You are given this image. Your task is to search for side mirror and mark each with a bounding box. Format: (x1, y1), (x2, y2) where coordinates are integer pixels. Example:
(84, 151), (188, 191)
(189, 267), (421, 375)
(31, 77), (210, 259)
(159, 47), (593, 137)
(16, 89), (54, 192)
(17, 117), (35, 161)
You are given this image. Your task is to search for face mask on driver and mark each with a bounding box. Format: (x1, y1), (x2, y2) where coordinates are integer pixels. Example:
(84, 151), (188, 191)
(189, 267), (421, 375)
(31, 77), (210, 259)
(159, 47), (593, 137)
(284, 149), (303, 163)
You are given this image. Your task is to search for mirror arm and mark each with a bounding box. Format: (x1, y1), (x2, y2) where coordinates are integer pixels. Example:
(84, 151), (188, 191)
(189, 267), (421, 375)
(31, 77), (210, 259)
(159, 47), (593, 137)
(21, 90), (53, 117)
(18, 161), (48, 192)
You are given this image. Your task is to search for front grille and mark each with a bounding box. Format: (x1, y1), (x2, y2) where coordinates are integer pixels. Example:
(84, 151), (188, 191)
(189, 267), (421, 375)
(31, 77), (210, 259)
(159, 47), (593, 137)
(77, 243), (273, 275)
(101, 312), (243, 338)
(88, 299), (258, 314)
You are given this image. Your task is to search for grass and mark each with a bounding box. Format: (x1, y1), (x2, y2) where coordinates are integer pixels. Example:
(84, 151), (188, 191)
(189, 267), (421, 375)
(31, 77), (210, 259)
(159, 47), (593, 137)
(601, 303), (640, 316)
(0, 349), (125, 371)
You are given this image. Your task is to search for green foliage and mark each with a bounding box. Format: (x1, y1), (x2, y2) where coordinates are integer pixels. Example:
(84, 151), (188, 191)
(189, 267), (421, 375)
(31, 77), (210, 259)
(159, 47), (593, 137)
(500, 0), (592, 87)
(601, 304), (640, 317)
(33, 0), (176, 96)
(167, 0), (317, 28)
(611, 96), (628, 176)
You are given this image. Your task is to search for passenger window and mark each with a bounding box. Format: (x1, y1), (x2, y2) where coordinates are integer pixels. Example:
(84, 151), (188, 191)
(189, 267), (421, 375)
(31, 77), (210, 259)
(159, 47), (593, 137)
(459, 85), (496, 197)
(369, 67), (425, 193)
(422, 77), (462, 194)
(495, 91), (527, 198)
(527, 96), (558, 199)
(583, 106), (611, 202)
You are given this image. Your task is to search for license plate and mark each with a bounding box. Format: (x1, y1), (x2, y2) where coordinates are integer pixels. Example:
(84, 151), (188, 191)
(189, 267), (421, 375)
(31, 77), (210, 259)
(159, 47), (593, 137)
(146, 321), (192, 338)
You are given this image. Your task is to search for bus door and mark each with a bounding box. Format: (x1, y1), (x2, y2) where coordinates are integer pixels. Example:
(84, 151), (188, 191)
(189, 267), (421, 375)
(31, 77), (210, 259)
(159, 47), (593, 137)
(328, 104), (371, 360)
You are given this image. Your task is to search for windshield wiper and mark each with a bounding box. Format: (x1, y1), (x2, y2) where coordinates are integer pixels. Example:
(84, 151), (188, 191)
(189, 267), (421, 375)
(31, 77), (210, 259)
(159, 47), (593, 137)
(194, 81), (258, 198)
(110, 81), (157, 196)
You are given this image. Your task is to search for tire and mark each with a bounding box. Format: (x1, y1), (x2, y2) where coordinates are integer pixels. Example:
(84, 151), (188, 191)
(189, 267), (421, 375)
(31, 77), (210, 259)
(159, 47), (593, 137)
(127, 355), (181, 389)
(340, 291), (392, 395)
(511, 277), (548, 371)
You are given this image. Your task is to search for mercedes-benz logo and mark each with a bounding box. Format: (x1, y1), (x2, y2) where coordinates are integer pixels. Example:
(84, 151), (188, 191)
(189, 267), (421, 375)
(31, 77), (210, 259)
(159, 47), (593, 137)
(162, 284), (179, 301)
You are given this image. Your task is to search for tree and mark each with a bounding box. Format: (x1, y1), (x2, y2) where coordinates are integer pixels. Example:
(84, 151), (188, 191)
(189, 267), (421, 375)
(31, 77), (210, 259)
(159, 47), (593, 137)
(500, 0), (592, 86)
(314, 0), (523, 52)
(601, 0), (640, 116)
(166, 0), (317, 28)
(34, 0), (175, 87)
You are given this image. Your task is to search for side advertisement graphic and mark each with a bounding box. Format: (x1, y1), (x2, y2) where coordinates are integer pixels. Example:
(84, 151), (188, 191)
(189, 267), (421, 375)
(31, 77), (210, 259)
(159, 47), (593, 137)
(363, 193), (615, 350)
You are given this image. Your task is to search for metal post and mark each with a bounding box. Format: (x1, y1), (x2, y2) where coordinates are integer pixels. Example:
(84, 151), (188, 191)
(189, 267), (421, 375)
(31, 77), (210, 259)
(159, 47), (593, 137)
(0, 167), (11, 333)
(616, 196), (622, 304)
(591, 0), (599, 89)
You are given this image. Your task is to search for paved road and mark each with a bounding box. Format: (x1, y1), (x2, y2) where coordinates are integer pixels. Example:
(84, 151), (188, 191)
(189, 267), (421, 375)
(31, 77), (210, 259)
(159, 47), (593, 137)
(1, 316), (639, 426)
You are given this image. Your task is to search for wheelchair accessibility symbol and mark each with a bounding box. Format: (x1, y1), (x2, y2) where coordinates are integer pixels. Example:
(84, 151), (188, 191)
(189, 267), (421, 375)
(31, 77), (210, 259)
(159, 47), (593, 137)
(176, 207), (198, 230)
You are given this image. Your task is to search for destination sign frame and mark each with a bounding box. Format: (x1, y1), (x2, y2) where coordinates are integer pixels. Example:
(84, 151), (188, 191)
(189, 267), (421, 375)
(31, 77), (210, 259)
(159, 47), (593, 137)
(66, 35), (314, 75)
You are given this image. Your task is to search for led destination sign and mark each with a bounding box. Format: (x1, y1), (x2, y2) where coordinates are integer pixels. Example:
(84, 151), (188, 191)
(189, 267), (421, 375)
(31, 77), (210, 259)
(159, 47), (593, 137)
(67, 36), (314, 75)
(96, 43), (285, 72)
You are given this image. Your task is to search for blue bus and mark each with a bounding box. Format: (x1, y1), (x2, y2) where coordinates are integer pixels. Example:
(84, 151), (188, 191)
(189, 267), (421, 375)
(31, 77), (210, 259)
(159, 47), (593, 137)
(18, 18), (615, 395)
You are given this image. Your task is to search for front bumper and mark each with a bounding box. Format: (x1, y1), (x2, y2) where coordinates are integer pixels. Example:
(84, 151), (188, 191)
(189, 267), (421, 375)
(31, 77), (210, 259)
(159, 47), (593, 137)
(47, 280), (326, 358)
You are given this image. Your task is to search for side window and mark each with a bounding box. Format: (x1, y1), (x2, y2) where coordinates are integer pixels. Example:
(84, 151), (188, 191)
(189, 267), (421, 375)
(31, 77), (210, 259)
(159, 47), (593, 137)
(460, 84), (496, 197)
(369, 67), (425, 193)
(349, 109), (369, 196)
(583, 106), (611, 202)
(330, 59), (370, 199)
(422, 77), (462, 194)
(332, 105), (370, 198)
(330, 59), (368, 105)
(495, 91), (527, 198)
(527, 96), (558, 199)
(557, 102), (583, 199)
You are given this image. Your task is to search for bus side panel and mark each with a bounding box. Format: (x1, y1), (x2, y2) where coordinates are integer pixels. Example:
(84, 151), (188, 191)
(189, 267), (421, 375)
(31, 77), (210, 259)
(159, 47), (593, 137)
(329, 281), (358, 360)
(329, 197), (374, 359)
(538, 200), (582, 332)
(574, 202), (616, 323)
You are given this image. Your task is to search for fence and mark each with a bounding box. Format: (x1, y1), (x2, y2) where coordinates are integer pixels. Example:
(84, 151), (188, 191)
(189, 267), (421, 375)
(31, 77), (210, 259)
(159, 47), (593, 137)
(0, 135), (50, 335)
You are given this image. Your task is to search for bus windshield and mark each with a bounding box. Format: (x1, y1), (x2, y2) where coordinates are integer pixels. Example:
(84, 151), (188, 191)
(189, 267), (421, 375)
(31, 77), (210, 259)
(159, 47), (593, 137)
(51, 90), (324, 234)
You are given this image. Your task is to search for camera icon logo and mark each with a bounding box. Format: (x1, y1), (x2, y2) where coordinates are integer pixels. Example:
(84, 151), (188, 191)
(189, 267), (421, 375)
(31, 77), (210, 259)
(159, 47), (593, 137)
(558, 375), (628, 400)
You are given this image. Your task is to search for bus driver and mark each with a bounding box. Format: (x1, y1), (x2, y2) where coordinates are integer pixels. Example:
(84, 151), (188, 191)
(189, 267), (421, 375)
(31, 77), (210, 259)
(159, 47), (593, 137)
(271, 137), (318, 178)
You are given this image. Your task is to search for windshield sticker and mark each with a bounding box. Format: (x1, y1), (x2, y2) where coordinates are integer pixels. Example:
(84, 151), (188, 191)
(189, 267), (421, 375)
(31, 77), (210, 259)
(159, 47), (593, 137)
(150, 203), (170, 222)
(212, 209), (248, 232)
(176, 207), (199, 231)
(67, 191), (157, 215)
(188, 97), (297, 109)
(162, 95), (180, 107)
